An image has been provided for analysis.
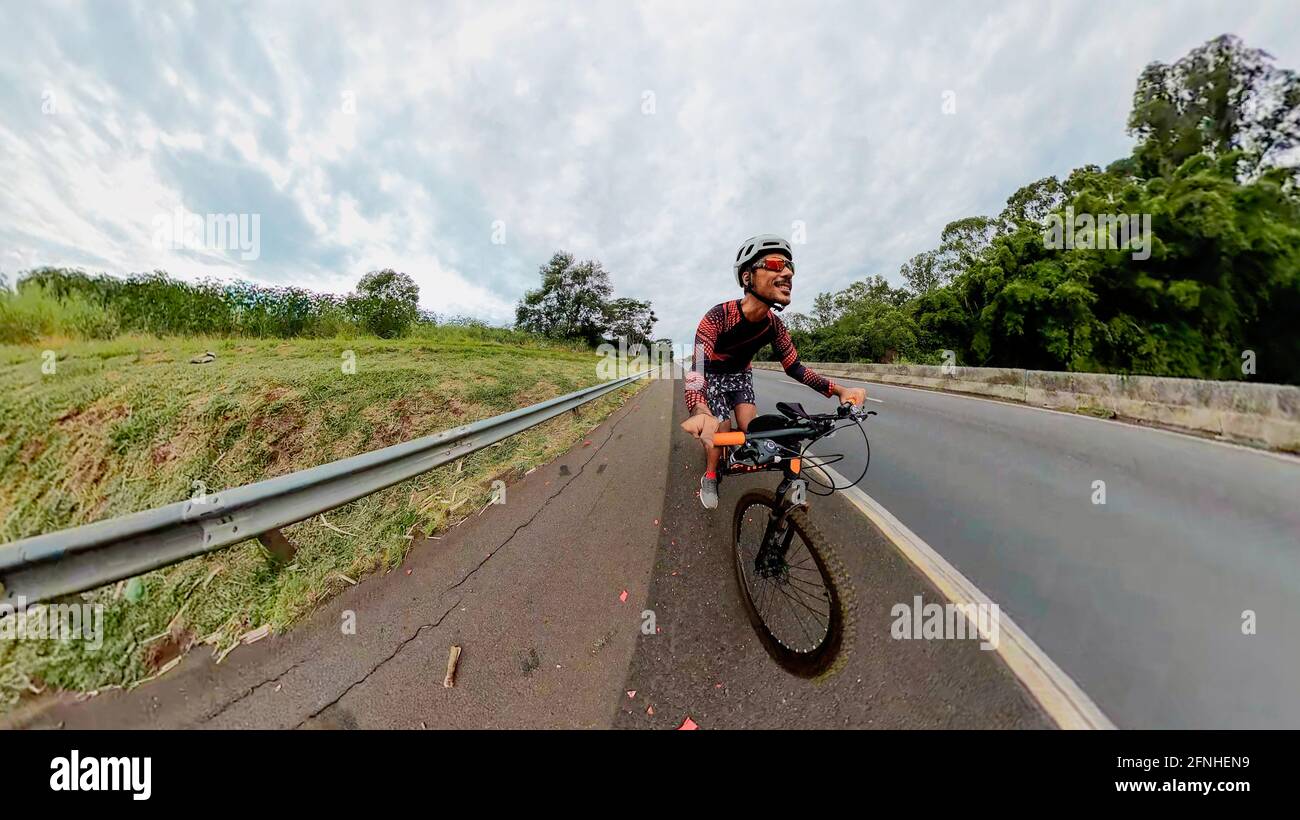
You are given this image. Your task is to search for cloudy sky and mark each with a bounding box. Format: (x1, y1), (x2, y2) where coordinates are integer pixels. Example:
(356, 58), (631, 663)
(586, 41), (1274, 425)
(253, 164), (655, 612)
(2, 1), (1297, 345)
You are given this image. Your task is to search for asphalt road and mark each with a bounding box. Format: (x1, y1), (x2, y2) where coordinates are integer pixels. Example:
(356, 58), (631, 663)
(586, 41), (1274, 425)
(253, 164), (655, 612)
(752, 367), (1300, 729)
(613, 381), (1049, 729)
(7, 375), (1047, 730)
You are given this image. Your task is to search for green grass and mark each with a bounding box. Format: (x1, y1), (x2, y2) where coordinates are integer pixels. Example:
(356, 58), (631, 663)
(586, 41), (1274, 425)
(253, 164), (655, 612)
(0, 334), (643, 708)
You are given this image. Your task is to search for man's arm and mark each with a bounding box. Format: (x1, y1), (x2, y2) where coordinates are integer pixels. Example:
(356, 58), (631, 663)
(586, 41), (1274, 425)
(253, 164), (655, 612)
(681, 306), (724, 446)
(684, 305), (722, 414)
(771, 314), (835, 396)
(771, 315), (866, 405)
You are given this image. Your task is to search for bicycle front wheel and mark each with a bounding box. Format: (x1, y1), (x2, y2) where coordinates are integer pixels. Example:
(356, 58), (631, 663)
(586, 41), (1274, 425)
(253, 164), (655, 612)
(732, 489), (854, 678)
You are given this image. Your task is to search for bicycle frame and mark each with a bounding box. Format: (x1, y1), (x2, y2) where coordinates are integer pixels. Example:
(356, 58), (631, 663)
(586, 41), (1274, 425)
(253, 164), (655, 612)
(716, 426), (816, 577)
(714, 401), (873, 577)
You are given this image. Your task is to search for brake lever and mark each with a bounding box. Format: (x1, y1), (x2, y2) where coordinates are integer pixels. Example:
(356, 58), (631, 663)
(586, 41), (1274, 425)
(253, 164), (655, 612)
(839, 402), (875, 420)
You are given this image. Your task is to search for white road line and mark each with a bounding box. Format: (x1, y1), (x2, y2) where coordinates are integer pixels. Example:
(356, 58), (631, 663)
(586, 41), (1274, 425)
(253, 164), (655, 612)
(865, 396), (884, 404)
(817, 462), (1117, 730)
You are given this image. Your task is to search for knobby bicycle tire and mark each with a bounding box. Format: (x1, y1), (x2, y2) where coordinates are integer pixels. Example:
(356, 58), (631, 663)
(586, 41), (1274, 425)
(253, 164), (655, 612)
(731, 489), (856, 678)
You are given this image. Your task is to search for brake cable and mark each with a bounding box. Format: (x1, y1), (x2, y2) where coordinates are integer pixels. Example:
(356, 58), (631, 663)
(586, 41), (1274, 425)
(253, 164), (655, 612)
(755, 412), (871, 496)
(797, 414), (871, 496)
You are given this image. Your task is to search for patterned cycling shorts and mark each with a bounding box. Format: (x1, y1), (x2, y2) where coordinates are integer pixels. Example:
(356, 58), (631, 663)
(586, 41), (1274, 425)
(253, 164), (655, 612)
(705, 370), (756, 422)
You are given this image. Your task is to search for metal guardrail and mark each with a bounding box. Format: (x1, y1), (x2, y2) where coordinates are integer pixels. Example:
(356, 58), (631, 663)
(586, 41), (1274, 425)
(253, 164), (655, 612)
(0, 369), (652, 607)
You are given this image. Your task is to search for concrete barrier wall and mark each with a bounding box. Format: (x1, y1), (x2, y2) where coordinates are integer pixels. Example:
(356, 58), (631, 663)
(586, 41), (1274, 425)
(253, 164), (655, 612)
(752, 361), (1300, 451)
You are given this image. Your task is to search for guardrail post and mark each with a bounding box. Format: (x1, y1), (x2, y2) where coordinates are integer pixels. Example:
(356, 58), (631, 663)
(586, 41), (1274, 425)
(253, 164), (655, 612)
(257, 529), (297, 564)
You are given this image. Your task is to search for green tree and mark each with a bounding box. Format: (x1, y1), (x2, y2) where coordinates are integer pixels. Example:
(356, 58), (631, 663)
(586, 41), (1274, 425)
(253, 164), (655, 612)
(1128, 34), (1300, 181)
(515, 251), (614, 344)
(899, 250), (941, 295)
(998, 177), (1065, 230)
(603, 297), (657, 347)
(796, 275), (919, 362)
(349, 269), (420, 338)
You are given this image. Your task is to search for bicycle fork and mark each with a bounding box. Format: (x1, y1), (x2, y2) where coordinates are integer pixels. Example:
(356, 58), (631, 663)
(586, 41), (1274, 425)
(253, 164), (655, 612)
(755, 476), (808, 578)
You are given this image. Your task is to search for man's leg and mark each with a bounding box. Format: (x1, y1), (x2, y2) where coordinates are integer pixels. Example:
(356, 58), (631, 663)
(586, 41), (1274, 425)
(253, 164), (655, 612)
(699, 377), (743, 510)
(734, 402), (757, 433)
(699, 410), (732, 510)
(704, 418), (730, 474)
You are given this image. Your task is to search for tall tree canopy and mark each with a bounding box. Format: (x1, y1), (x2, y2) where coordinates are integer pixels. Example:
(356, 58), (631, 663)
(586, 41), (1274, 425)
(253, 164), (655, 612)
(1128, 34), (1300, 182)
(604, 297), (658, 348)
(788, 35), (1300, 384)
(515, 251), (656, 347)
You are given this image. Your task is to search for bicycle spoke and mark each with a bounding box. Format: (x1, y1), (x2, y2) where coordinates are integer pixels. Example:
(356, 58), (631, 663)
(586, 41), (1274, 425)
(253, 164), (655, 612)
(770, 578), (831, 625)
(786, 564), (821, 578)
(786, 554), (818, 572)
(783, 572), (831, 602)
(757, 575), (777, 624)
(770, 580), (824, 649)
(785, 543), (816, 566)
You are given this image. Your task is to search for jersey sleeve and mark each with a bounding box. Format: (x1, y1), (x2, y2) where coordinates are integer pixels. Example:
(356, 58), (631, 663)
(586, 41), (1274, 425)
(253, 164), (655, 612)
(771, 314), (836, 397)
(684, 304), (724, 412)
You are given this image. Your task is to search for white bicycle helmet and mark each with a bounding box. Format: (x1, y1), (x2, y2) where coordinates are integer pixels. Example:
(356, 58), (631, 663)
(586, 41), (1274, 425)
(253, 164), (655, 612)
(733, 234), (793, 289)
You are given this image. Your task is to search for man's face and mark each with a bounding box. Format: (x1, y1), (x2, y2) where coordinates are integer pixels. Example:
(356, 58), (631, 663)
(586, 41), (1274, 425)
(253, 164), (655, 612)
(747, 254), (794, 306)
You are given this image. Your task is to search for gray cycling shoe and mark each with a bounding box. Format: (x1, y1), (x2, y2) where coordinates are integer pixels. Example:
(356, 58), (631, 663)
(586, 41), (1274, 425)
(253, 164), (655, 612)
(700, 474), (719, 509)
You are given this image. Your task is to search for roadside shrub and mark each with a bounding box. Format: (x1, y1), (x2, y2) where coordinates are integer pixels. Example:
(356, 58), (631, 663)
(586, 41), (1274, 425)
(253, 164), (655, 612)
(0, 281), (119, 343)
(349, 269), (420, 338)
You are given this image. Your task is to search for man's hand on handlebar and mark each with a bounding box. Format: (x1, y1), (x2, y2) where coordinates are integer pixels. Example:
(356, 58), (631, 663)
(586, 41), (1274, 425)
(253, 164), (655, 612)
(834, 385), (867, 408)
(680, 408), (721, 448)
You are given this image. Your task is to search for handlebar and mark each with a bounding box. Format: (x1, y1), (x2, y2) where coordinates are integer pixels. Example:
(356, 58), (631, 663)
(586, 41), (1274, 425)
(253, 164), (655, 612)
(706, 399), (874, 493)
(711, 402), (872, 448)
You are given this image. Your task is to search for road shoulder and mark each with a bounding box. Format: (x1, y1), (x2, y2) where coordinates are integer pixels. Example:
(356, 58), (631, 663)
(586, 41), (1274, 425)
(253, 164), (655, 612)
(6, 377), (673, 730)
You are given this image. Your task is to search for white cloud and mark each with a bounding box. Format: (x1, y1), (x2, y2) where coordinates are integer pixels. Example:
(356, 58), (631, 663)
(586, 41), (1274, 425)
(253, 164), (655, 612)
(0, 0), (1296, 347)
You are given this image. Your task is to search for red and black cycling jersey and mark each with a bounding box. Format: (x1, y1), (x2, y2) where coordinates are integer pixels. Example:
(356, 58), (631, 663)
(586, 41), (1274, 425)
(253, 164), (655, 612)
(684, 299), (835, 412)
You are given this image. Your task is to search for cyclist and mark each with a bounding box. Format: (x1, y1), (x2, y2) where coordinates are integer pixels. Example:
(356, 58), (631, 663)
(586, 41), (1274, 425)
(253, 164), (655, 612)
(681, 234), (866, 509)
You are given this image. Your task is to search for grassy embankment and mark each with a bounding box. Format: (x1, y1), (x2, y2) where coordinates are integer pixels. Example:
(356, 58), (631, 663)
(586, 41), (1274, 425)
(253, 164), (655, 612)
(0, 332), (643, 708)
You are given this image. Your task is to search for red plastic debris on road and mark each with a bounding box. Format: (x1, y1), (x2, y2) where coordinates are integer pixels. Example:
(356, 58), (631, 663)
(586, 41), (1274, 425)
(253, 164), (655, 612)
(627, 690), (636, 698)
(619, 589), (629, 603)
(678, 717), (699, 730)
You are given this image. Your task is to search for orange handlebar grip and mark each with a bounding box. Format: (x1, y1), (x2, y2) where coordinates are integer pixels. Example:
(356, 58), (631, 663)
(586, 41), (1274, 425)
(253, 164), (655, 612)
(713, 431), (746, 446)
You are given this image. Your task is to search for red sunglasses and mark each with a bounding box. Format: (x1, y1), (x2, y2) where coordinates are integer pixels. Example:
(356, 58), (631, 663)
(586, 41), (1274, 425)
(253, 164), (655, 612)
(752, 256), (794, 273)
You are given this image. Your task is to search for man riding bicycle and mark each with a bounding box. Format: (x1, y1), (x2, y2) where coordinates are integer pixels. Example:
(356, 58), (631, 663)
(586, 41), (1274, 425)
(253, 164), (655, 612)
(681, 234), (866, 509)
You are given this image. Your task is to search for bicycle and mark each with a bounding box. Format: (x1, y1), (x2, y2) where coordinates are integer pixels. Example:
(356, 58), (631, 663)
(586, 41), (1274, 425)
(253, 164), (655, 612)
(711, 398), (875, 678)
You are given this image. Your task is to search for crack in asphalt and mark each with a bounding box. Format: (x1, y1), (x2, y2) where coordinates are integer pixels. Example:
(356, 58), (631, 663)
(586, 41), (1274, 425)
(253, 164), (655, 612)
(199, 658), (309, 725)
(286, 393), (645, 728)
(223, 392), (644, 730)
(441, 395), (643, 596)
(292, 597), (463, 729)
